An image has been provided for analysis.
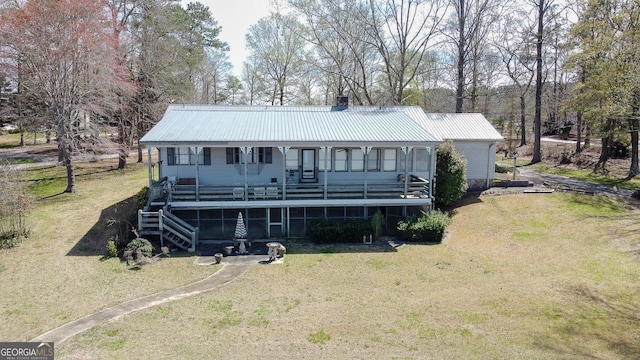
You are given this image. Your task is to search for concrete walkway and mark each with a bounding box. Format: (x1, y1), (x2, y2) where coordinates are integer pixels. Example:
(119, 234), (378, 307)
(32, 263), (251, 344)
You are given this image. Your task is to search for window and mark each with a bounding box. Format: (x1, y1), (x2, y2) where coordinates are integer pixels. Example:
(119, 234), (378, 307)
(334, 148), (348, 171)
(351, 148), (364, 171)
(167, 147), (210, 165)
(383, 149), (397, 171)
(226, 147), (273, 164)
(367, 149), (380, 171)
(399, 148), (413, 172)
(318, 148), (332, 171)
(415, 148), (429, 172)
(285, 149), (299, 170)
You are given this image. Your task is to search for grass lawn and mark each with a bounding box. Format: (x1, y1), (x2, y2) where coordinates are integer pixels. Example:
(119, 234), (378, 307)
(53, 193), (639, 359)
(0, 157), (215, 342)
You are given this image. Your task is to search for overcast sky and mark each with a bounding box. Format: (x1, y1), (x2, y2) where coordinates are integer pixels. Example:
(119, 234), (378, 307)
(191, 0), (273, 76)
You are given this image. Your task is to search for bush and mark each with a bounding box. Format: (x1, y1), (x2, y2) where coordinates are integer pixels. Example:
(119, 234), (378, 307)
(106, 239), (118, 258)
(495, 163), (510, 174)
(308, 218), (373, 244)
(370, 209), (384, 238)
(435, 141), (467, 207)
(611, 140), (629, 159)
(397, 210), (451, 243)
(134, 186), (149, 210)
(124, 237), (153, 259)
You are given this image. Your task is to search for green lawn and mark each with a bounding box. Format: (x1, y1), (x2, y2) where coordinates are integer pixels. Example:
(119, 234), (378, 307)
(1, 148), (639, 359)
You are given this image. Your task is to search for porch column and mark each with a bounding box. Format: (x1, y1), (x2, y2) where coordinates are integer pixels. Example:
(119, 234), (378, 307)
(321, 146), (331, 199)
(242, 147), (252, 200)
(191, 147), (202, 201)
(156, 147), (163, 181)
(278, 146), (290, 200)
(402, 146), (412, 217)
(429, 145), (437, 203)
(361, 146), (372, 199)
(147, 147), (153, 188)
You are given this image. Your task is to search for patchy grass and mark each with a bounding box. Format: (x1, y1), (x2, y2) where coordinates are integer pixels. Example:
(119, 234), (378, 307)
(56, 193), (640, 359)
(0, 155), (216, 342)
(0, 132), (50, 148)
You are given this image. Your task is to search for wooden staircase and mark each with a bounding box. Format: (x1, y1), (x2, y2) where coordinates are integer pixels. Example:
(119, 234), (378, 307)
(138, 209), (198, 252)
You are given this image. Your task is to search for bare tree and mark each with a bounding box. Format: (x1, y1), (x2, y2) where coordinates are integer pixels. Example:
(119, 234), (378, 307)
(1, 0), (134, 193)
(494, 11), (536, 146)
(289, 0), (381, 104)
(246, 13), (307, 105)
(445, 0), (504, 113)
(367, 0), (446, 105)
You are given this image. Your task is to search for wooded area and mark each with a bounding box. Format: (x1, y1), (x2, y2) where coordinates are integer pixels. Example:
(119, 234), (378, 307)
(0, 0), (639, 192)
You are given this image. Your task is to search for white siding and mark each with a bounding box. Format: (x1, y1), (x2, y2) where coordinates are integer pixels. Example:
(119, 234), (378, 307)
(451, 141), (496, 189)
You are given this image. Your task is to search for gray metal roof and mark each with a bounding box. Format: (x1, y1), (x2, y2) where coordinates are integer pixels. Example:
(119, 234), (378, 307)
(140, 105), (442, 146)
(409, 112), (504, 141)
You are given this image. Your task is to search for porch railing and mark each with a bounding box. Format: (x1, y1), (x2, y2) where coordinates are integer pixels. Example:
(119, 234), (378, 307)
(163, 178), (430, 202)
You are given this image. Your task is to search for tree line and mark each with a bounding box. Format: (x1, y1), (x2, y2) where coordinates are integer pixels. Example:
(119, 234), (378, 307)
(0, 0), (638, 195)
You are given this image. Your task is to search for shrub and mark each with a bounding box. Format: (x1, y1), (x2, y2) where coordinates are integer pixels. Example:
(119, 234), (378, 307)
(397, 210), (451, 243)
(106, 239), (118, 258)
(124, 237), (153, 259)
(611, 140), (629, 159)
(134, 186), (149, 210)
(436, 141), (467, 207)
(370, 209), (384, 238)
(495, 163), (510, 174)
(308, 218), (372, 244)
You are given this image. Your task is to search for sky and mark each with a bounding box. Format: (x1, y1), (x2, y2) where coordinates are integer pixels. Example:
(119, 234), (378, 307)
(192, 0), (273, 76)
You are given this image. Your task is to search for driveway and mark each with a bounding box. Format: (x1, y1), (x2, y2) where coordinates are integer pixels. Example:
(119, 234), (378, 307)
(517, 168), (635, 198)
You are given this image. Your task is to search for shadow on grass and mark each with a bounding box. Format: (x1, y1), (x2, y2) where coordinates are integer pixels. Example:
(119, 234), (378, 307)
(533, 284), (640, 359)
(67, 196), (136, 256)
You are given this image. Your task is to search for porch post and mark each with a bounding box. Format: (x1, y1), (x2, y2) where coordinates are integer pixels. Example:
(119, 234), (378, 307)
(278, 146), (290, 200)
(242, 147), (251, 200)
(192, 147), (201, 201)
(147, 147), (153, 188)
(402, 147), (412, 217)
(430, 145), (437, 203)
(156, 148), (162, 181)
(361, 146), (371, 199)
(321, 146), (331, 199)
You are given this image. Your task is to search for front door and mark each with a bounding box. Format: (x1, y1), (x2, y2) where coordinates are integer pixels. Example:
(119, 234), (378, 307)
(301, 149), (316, 181)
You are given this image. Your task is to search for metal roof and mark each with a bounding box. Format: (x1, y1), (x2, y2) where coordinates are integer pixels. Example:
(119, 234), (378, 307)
(140, 105), (442, 146)
(410, 112), (504, 141)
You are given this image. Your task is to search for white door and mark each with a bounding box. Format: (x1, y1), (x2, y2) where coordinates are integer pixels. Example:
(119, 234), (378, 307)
(301, 149), (316, 180)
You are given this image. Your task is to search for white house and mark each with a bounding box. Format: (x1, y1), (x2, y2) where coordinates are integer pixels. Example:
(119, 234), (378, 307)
(138, 104), (442, 250)
(411, 112), (503, 189)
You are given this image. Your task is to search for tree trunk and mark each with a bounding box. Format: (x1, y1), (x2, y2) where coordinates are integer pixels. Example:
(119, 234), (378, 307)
(117, 122), (128, 169)
(520, 95), (526, 146)
(594, 118), (613, 173)
(584, 122), (591, 148)
(531, 0), (544, 164)
(576, 110), (582, 153)
(137, 142), (143, 163)
(455, 0), (465, 113)
(628, 123), (638, 179)
(65, 159), (77, 193)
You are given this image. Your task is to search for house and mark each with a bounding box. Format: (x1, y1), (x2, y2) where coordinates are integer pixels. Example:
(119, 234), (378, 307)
(411, 113), (503, 189)
(138, 104), (442, 251)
